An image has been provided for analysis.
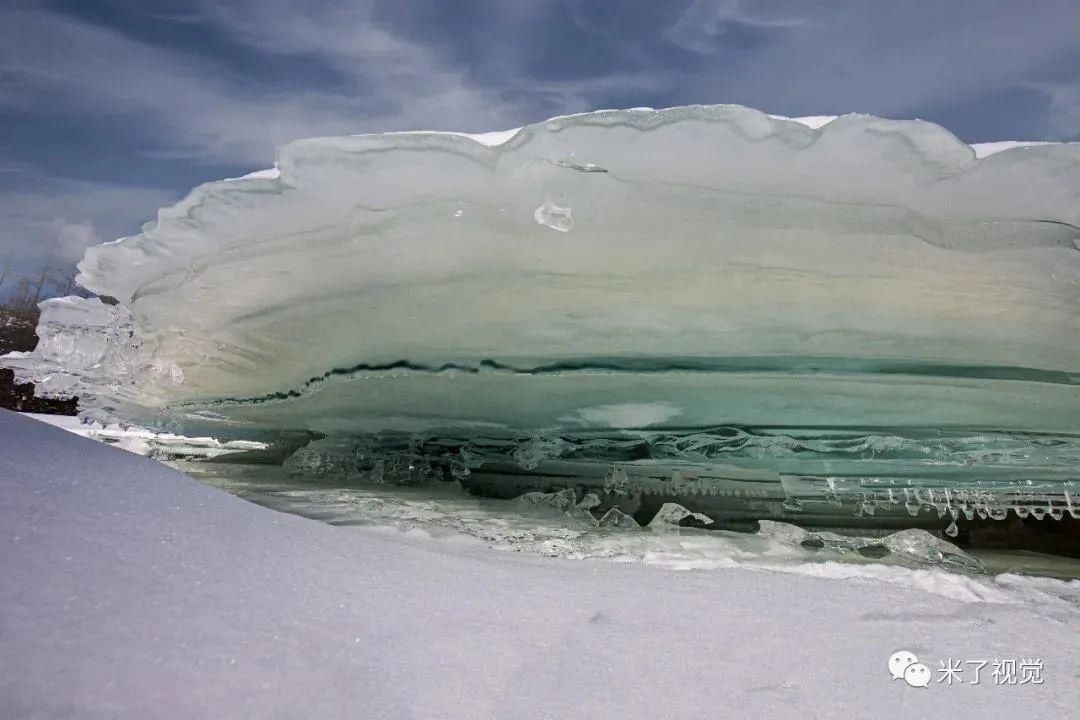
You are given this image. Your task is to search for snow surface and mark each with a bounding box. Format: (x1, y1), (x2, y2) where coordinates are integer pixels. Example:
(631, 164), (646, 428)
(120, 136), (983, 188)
(969, 140), (1058, 158)
(2, 409), (1078, 719)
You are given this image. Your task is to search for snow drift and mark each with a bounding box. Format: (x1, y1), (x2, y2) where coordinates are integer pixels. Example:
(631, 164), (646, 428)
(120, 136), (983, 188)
(2, 410), (1079, 719)
(3, 104), (1079, 529)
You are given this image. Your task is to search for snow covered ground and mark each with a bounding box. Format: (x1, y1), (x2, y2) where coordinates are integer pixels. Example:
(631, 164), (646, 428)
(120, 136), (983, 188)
(2, 409), (1079, 719)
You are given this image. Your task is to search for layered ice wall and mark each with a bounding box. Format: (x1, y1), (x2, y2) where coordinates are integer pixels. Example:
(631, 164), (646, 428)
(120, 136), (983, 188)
(5, 105), (1080, 528)
(63, 106), (1080, 431)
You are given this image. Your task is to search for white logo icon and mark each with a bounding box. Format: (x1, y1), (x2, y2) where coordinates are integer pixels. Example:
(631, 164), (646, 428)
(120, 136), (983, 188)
(888, 650), (919, 681)
(887, 651), (1045, 688)
(904, 662), (932, 688)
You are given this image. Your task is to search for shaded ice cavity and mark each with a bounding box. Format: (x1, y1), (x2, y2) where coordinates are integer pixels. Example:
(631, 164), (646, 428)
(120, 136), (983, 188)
(266, 430), (1080, 534)
(184, 460), (993, 578)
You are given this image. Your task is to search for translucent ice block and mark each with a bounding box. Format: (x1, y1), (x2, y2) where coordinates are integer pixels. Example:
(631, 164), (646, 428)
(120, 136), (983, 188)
(5, 105), (1080, 529)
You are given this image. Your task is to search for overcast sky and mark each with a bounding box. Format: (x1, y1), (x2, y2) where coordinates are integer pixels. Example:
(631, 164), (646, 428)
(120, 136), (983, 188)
(2, 0), (1079, 296)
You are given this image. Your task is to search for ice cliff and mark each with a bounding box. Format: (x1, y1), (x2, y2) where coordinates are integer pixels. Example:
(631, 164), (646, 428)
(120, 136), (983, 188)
(4, 104), (1079, 528)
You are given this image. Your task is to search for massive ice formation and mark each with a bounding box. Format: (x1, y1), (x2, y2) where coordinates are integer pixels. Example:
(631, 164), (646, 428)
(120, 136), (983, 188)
(4, 105), (1079, 529)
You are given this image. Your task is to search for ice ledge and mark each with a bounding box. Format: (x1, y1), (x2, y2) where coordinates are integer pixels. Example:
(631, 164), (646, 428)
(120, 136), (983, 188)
(223, 115), (1070, 185)
(76, 104), (1080, 306)
(8, 104), (1080, 432)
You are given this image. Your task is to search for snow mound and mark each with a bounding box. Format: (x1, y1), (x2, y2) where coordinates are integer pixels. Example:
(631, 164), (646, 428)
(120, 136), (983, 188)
(2, 409), (1079, 718)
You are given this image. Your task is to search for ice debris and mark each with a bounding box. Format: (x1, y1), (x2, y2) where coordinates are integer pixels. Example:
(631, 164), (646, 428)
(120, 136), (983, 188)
(756, 520), (985, 574)
(648, 503), (715, 530)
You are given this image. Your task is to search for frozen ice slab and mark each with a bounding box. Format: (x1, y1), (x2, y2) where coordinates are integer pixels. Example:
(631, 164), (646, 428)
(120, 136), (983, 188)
(0, 297), (137, 414)
(21, 412), (268, 460)
(3, 104), (1080, 530)
(28, 104), (1078, 428)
